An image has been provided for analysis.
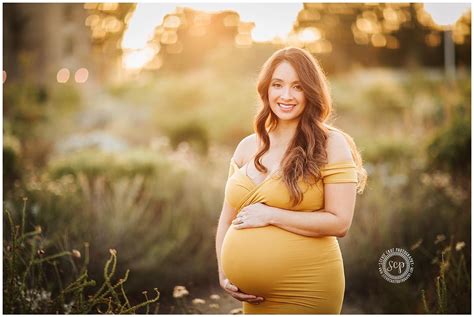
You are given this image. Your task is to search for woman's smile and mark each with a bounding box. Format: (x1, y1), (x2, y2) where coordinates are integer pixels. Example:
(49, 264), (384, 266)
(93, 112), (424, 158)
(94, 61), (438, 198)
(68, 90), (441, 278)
(277, 102), (297, 112)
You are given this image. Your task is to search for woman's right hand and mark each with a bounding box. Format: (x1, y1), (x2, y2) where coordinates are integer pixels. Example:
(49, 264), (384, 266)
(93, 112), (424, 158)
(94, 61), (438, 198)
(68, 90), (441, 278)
(220, 278), (265, 304)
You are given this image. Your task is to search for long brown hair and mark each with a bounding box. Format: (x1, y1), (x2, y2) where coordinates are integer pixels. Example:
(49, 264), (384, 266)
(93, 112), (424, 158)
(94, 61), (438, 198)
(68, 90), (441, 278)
(254, 47), (367, 206)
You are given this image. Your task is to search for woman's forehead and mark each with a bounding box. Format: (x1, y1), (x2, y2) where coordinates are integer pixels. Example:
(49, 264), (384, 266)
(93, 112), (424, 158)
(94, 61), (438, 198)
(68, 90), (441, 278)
(272, 62), (300, 82)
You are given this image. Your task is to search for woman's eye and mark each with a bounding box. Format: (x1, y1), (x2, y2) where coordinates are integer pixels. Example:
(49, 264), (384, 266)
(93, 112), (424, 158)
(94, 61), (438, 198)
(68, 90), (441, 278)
(272, 83), (282, 88)
(294, 85), (302, 91)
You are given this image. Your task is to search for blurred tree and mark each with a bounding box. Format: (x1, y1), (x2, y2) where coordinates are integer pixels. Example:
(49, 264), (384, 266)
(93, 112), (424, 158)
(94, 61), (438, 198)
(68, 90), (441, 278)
(83, 3), (136, 82)
(144, 7), (242, 72)
(293, 3), (471, 73)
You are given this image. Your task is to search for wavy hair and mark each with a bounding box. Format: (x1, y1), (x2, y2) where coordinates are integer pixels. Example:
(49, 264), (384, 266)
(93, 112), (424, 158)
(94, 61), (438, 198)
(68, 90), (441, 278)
(254, 47), (367, 206)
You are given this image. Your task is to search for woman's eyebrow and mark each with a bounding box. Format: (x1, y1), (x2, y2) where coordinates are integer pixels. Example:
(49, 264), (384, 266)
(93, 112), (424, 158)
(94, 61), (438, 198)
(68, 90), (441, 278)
(271, 78), (301, 84)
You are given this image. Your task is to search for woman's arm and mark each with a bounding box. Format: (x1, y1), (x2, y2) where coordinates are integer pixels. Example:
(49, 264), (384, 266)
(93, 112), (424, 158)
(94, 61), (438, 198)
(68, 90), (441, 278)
(216, 198), (265, 304)
(269, 183), (356, 237)
(232, 182), (356, 237)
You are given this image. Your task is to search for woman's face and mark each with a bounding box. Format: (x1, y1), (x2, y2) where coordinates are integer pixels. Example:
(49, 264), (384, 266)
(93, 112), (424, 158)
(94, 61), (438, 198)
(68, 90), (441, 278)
(268, 61), (306, 124)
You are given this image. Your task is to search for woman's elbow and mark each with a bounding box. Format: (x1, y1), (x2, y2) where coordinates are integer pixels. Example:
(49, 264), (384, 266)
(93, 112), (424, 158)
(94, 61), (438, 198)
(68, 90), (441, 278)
(336, 228), (348, 238)
(335, 220), (352, 238)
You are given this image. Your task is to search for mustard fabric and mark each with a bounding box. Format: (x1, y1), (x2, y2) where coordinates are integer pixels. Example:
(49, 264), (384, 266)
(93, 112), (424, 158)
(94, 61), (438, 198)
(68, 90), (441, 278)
(221, 158), (358, 314)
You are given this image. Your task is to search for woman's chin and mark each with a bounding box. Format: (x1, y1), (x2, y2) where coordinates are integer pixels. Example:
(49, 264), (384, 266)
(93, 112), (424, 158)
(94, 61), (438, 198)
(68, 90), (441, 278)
(274, 113), (302, 123)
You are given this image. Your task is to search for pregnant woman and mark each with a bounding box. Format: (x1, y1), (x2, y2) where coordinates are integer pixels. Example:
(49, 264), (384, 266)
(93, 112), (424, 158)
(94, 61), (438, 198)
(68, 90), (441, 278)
(215, 47), (367, 314)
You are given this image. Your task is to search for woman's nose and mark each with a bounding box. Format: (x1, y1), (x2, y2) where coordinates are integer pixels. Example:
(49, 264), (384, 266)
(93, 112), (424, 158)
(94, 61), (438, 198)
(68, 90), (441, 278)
(280, 87), (293, 100)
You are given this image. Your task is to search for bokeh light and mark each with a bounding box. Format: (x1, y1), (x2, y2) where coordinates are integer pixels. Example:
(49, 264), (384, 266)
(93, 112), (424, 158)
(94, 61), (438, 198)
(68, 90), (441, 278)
(298, 27), (321, 43)
(74, 68), (89, 83)
(56, 68), (70, 83)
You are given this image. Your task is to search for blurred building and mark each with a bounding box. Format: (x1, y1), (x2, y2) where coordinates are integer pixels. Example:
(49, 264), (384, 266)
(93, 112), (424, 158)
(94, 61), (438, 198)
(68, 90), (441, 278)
(3, 3), (91, 86)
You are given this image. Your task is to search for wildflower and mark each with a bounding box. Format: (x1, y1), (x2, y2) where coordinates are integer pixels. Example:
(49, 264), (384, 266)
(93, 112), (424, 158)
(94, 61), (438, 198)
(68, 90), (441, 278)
(37, 249), (45, 256)
(40, 289), (52, 300)
(173, 285), (189, 298)
(192, 298), (206, 305)
(455, 241), (466, 251)
(434, 234), (446, 244)
(210, 294), (221, 301)
(34, 225), (42, 234)
(230, 307), (243, 314)
(72, 249), (81, 258)
(63, 300), (74, 314)
(410, 238), (422, 250)
(209, 303), (220, 309)
(109, 249), (117, 256)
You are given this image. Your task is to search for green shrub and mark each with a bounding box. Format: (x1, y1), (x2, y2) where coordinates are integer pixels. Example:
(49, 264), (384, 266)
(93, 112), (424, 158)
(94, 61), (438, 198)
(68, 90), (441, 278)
(3, 200), (160, 314)
(427, 113), (471, 179)
(165, 121), (209, 155)
(26, 147), (230, 294)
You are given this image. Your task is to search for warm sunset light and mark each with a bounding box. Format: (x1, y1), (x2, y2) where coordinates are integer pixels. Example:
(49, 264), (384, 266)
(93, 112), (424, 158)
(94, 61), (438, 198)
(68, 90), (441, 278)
(424, 3), (470, 28)
(3, 3), (471, 315)
(121, 3), (302, 69)
(122, 46), (160, 70)
(298, 27), (322, 43)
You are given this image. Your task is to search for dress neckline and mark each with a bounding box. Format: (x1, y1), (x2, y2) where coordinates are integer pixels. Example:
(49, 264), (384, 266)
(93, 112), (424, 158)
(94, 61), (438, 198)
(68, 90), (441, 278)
(230, 158), (356, 187)
(231, 158), (279, 187)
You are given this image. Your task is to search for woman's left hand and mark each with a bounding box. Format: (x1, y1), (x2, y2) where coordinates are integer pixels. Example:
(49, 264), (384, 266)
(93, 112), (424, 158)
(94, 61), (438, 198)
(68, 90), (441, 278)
(232, 203), (274, 229)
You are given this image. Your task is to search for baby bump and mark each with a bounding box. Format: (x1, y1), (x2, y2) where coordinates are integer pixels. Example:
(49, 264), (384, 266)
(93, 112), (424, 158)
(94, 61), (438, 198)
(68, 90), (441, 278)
(221, 225), (345, 300)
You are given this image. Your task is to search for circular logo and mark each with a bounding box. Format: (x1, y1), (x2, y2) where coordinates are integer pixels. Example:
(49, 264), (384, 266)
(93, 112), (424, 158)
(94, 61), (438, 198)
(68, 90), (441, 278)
(378, 248), (414, 283)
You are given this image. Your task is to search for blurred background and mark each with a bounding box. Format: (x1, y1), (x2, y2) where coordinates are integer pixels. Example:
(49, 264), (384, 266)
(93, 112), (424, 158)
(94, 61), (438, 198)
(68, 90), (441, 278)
(3, 2), (471, 314)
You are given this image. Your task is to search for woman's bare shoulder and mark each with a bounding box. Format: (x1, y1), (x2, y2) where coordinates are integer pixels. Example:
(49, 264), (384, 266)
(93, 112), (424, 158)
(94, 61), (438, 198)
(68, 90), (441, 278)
(232, 134), (258, 167)
(325, 128), (353, 164)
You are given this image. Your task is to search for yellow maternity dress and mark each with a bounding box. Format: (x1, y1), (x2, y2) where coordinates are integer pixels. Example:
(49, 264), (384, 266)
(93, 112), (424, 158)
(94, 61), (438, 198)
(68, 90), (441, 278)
(221, 158), (358, 314)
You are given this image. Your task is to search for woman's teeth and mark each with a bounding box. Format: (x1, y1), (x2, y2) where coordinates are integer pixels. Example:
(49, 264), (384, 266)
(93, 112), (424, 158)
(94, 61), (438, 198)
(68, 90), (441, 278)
(278, 103), (296, 111)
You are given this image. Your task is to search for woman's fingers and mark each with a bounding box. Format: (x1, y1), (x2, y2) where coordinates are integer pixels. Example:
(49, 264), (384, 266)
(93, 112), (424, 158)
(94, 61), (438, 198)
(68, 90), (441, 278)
(222, 279), (265, 303)
(229, 291), (263, 302)
(246, 297), (265, 304)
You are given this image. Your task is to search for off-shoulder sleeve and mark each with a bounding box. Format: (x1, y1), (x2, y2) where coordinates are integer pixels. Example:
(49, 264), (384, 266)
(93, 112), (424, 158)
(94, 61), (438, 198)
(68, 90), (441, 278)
(321, 161), (358, 184)
(228, 158), (240, 179)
